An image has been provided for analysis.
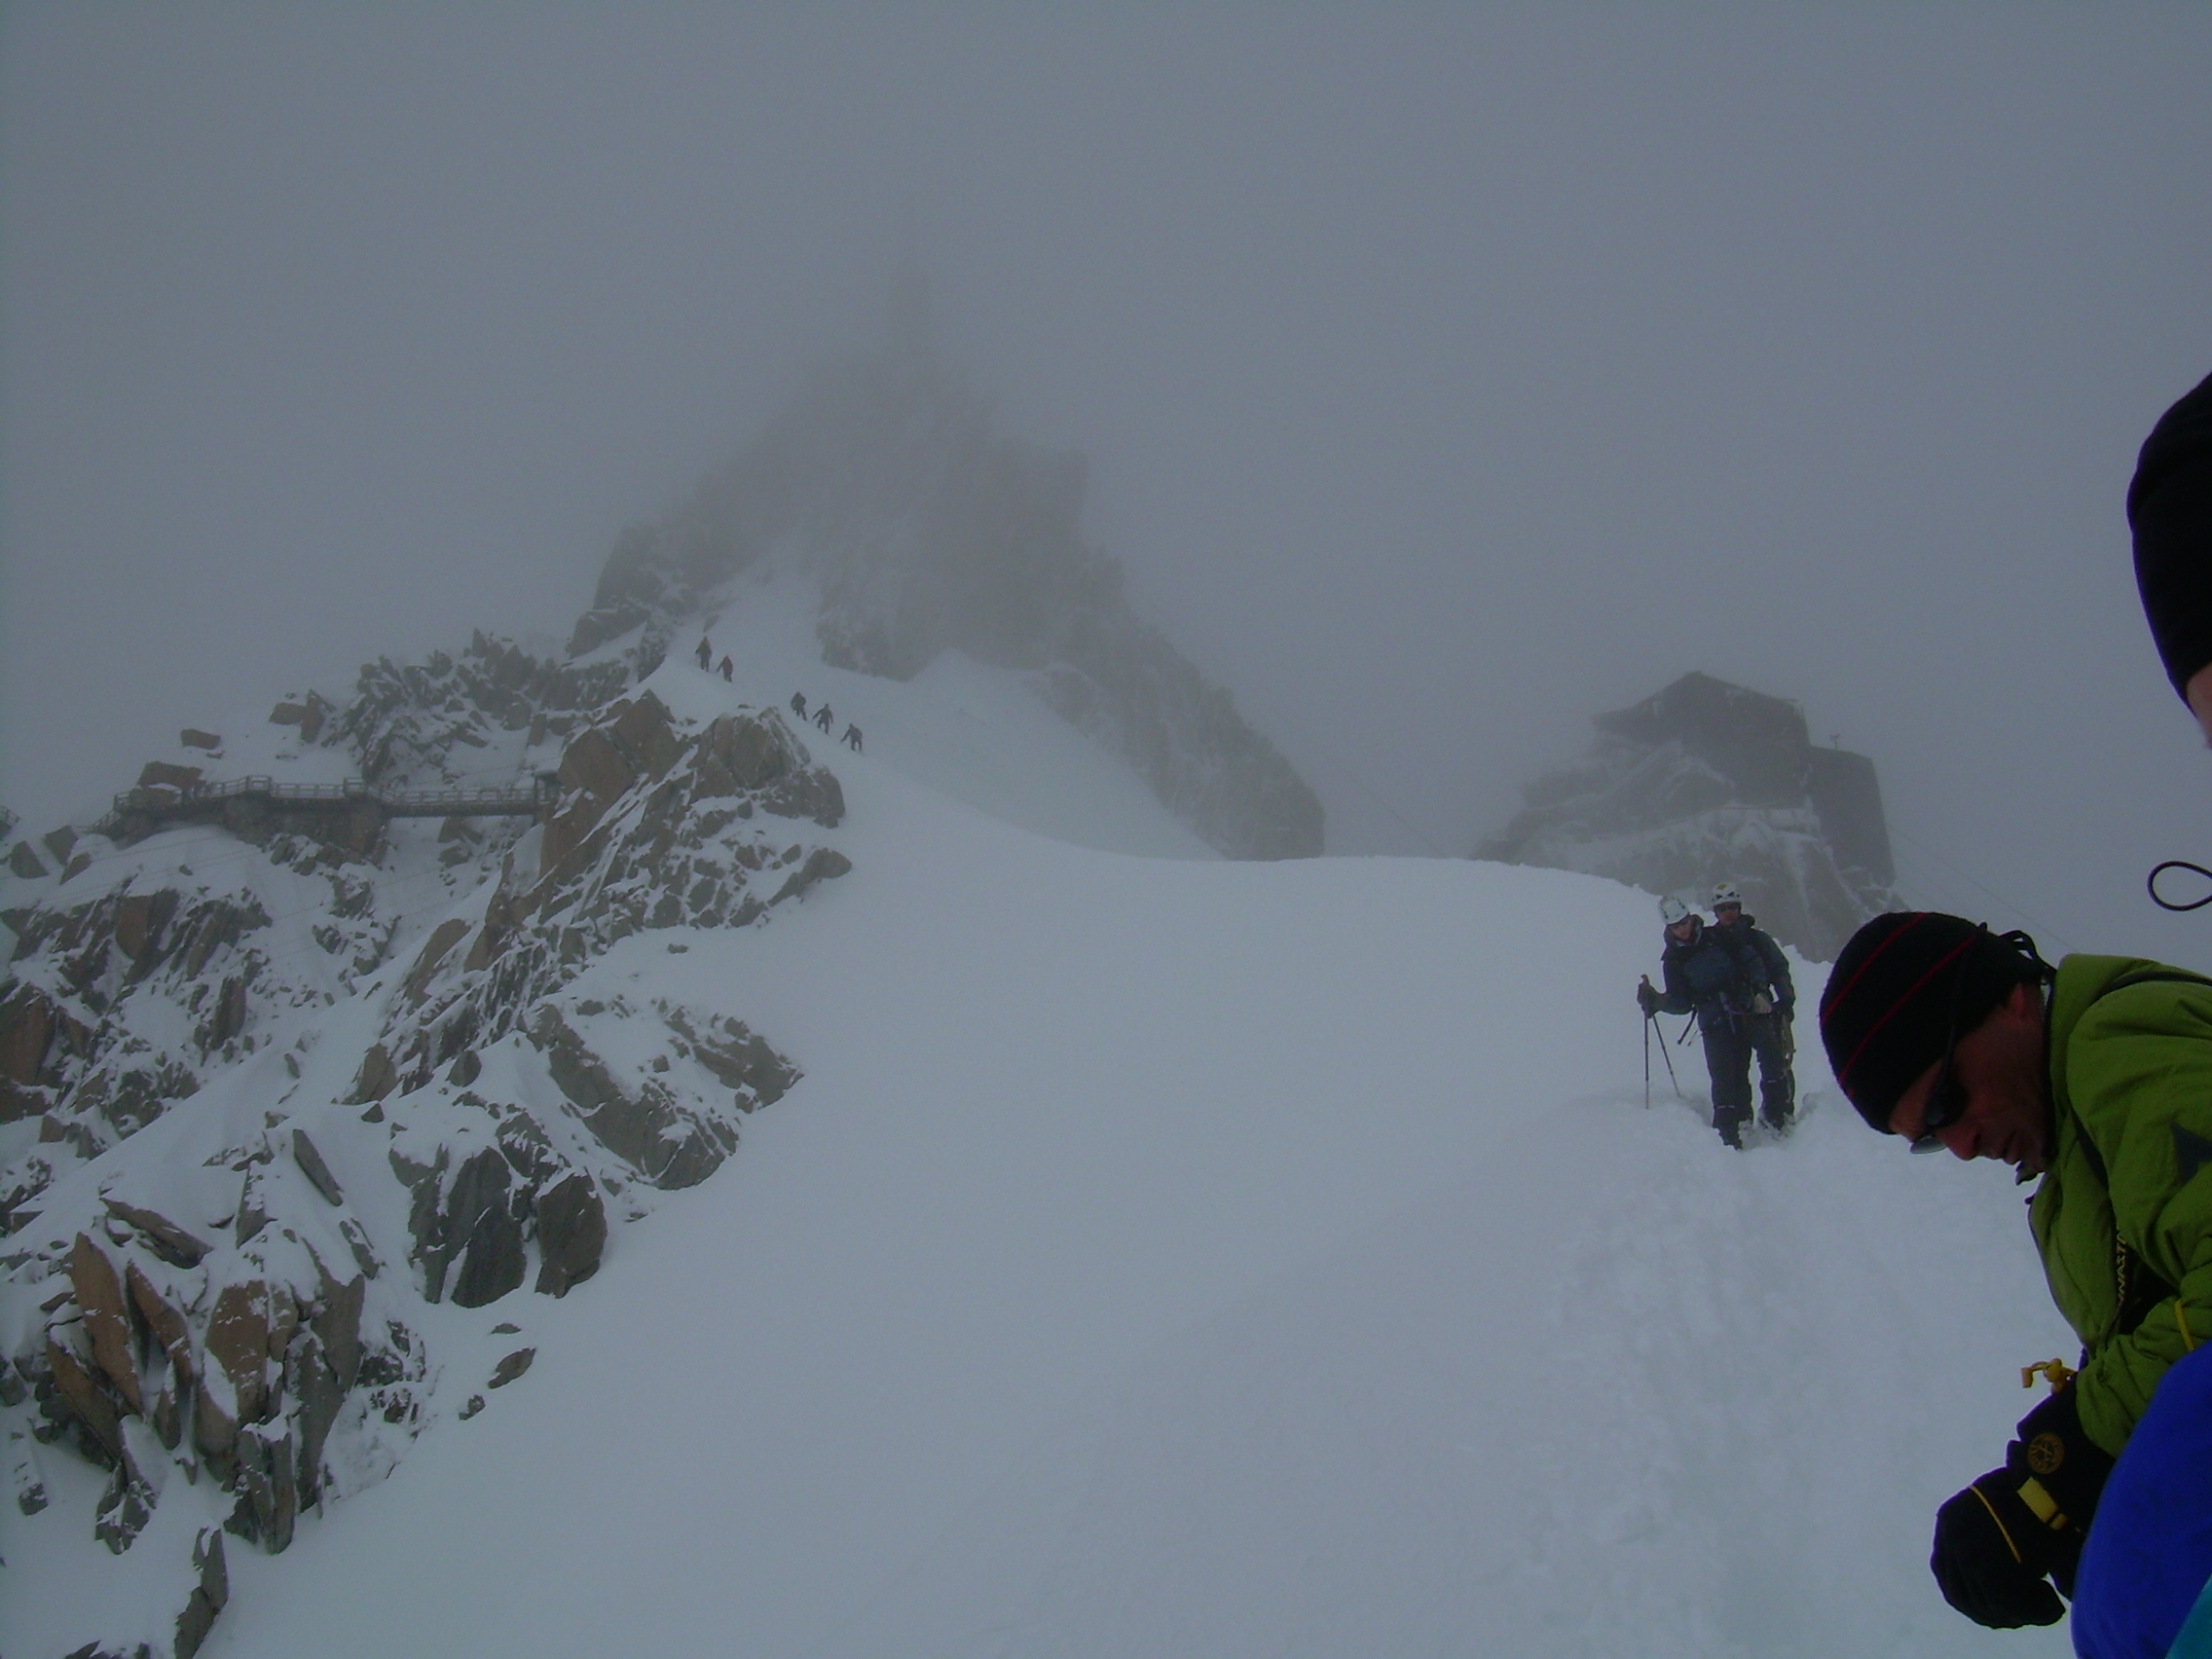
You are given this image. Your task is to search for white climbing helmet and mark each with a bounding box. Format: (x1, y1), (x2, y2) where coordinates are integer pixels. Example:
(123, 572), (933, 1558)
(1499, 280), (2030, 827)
(1658, 896), (1693, 926)
(1712, 882), (1744, 911)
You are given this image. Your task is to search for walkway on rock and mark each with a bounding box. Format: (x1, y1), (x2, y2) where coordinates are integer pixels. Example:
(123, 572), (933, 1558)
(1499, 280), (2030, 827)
(96, 774), (556, 844)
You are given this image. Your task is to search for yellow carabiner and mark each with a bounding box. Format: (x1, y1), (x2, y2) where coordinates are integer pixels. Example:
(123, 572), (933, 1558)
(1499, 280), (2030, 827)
(2021, 1358), (2077, 1394)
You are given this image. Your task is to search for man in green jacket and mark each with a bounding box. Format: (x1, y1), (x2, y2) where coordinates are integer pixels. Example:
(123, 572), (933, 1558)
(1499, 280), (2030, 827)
(1821, 911), (2212, 1630)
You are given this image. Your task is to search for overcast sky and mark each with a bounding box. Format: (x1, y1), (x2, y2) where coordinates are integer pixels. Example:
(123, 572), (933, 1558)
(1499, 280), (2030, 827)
(5, 4), (2211, 964)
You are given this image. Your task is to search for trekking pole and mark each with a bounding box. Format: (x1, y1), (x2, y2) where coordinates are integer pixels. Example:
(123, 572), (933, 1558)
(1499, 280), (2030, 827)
(1656, 1015), (1683, 1097)
(1642, 1008), (1652, 1109)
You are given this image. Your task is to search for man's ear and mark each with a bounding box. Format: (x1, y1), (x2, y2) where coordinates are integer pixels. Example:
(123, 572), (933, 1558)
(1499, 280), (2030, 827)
(2002, 979), (2046, 1024)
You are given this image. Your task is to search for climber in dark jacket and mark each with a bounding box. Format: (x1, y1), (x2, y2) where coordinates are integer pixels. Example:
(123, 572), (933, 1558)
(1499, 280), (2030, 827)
(791, 691), (807, 719)
(1709, 884), (1796, 1133)
(1639, 894), (1774, 1148)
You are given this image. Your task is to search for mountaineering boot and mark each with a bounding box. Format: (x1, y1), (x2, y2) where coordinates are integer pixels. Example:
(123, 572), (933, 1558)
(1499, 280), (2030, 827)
(1715, 1107), (1748, 1150)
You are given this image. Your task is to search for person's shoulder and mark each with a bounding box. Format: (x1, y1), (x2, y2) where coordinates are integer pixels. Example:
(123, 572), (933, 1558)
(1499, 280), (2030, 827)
(2061, 954), (2212, 1051)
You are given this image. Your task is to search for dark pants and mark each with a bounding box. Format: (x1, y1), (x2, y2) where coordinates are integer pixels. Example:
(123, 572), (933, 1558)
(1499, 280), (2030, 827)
(1700, 1012), (1794, 1139)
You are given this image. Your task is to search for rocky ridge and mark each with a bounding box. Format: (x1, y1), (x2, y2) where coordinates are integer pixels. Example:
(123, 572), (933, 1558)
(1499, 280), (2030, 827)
(1478, 671), (1902, 960)
(0, 634), (845, 1657)
(565, 287), (1324, 861)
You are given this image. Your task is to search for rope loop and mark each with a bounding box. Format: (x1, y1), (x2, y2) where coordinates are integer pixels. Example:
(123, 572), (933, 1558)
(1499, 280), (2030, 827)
(2149, 860), (2212, 912)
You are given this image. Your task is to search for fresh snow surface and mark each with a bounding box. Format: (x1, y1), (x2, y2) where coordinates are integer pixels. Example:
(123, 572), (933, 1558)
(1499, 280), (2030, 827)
(191, 737), (2067, 1655)
(9, 617), (2072, 1657)
(683, 565), (1219, 861)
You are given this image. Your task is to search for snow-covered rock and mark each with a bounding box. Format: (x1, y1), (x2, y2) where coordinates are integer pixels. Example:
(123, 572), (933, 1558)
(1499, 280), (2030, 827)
(565, 284), (1323, 861)
(0, 635), (845, 1656)
(1478, 670), (1903, 957)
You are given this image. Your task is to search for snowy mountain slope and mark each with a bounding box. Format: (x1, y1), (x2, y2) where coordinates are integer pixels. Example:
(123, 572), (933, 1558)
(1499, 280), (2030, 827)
(687, 566), (1215, 861)
(3, 609), (2076, 1658)
(165, 766), (2076, 1659)
(566, 290), (1324, 861)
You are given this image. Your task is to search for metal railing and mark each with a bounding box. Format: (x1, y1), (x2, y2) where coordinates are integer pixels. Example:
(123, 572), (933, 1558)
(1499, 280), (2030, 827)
(105, 774), (555, 826)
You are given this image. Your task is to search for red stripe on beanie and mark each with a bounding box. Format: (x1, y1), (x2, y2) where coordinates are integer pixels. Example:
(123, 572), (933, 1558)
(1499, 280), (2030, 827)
(1821, 912), (1933, 1028)
(1834, 934), (1975, 1090)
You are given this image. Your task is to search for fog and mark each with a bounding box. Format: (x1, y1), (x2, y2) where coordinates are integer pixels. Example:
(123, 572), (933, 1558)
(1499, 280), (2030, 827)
(5, 4), (2211, 966)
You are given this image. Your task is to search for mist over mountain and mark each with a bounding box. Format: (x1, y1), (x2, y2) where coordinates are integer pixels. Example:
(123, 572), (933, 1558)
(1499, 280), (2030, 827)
(569, 280), (1322, 863)
(1481, 672), (1901, 958)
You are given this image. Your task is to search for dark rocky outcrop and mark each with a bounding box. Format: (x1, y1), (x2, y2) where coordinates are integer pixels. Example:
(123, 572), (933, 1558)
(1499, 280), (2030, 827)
(3, 442), (824, 1657)
(1479, 671), (1901, 960)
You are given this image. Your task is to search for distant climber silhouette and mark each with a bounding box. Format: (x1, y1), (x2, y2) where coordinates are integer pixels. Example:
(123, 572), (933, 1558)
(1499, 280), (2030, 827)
(694, 637), (712, 670)
(842, 723), (863, 753)
(791, 692), (807, 719)
(719, 656), (733, 682)
(814, 705), (834, 733)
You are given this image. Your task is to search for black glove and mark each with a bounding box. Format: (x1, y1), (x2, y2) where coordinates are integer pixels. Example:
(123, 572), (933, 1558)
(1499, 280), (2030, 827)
(1637, 978), (1659, 1016)
(1932, 1479), (2066, 1627)
(1930, 1386), (2114, 1629)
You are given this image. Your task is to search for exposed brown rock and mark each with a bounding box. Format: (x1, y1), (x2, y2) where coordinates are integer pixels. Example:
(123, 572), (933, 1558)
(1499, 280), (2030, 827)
(608, 693), (681, 778)
(68, 1235), (143, 1415)
(447, 1151), (526, 1309)
(771, 846), (854, 905)
(291, 1128), (344, 1205)
(127, 1261), (194, 1377)
(0, 987), (53, 1085)
(204, 1280), (269, 1426)
(46, 1337), (123, 1461)
(488, 1347), (535, 1388)
(701, 711), (791, 792)
(175, 1528), (229, 1659)
(558, 726), (636, 806)
(235, 1419), (296, 1550)
(686, 1017), (801, 1108)
(535, 1010), (738, 1190)
(113, 894), (155, 960)
(206, 976), (248, 1049)
(312, 1269), (366, 1393)
(193, 1372), (238, 1463)
(534, 1172), (607, 1297)
(348, 1043), (397, 1104)
(180, 728), (223, 752)
(108, 1198), (212, 1269)
(461, 885), (520, 972)
(93, 1456), (154, 1553)
(402, 917), (471, 999)
(7, 840), (46, 879)
(266, 1283), (298, 1366)
(41, 825), (76, 864)
(234, 1170), (267, 1247)
(137, 760), (205, 793)
(151, 1376), (185, 1451)
(269, 700), (310, 726)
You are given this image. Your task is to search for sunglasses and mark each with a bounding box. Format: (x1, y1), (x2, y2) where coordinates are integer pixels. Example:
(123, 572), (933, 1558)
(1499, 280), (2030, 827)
(1908, 935), (1981, 1154)
(1910, 1032), (1972, 1153)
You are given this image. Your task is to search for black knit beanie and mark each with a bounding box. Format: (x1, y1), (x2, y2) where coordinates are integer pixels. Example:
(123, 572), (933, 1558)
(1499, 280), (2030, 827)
(2130, 368), (2212, 696)
(1820, 913), (2046, 1132)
